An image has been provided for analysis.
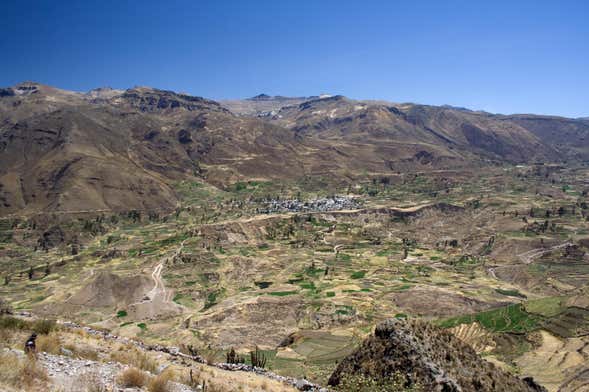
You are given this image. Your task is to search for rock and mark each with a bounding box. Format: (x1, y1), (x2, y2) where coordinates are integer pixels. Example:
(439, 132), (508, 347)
(60, 347), (73, 356)
(329, 318), (544, 392)
(296, 379), (314, 390)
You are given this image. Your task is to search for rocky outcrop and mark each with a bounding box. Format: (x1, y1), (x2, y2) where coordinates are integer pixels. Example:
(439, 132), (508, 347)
(328, 318), (547, 392)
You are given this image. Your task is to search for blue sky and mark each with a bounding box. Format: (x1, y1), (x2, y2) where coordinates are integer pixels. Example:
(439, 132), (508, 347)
(1, 0), (588, 117)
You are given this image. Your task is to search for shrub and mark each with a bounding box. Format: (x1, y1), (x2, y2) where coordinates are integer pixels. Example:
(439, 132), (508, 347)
(0, 315), (29, 330)
(33, 319), (57, 335)
(37, 332), (61, 354)
(148, 369), (174, 392)
(118, 367), (147, 388)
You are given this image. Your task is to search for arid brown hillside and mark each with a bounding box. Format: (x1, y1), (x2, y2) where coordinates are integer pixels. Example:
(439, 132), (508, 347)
(0, 83), (305, 217)
(1, 82), (588, 217)
(328, 318), (547, 392)
(500, 114), (589, 160)
(270, 97), (560, 164)
(0, 83), (192, 216)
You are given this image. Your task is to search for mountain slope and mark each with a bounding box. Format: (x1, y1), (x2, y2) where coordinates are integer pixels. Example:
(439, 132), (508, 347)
(499, 114), (589, 160)
(1, 82), (588, 217)
(328, 318), (547, 392)
(269, 96), (560, 164)
(0, 83), (305, 217)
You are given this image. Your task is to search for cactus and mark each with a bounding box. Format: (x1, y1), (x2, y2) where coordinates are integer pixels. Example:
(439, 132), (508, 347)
(249, 346), (267, 368)
(226, 347), (245, 364)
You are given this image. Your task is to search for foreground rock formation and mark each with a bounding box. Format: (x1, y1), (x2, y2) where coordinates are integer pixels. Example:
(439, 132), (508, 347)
(328, 318), (547, 392)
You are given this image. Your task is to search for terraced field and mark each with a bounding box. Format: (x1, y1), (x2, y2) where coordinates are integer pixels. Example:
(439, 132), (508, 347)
(2, 165), (589, 386)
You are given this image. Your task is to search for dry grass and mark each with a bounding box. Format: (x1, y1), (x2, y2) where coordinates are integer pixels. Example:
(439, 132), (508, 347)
(181, 367), (204, 389)
(72, 328), (89, 338)
(148, 369), (174, 392)
(110, 344), (158, 372)
(177, 364), (296, 392)
(62, 342), (100, 361)
(118, 367), (147, 388)
(0, 316), (56, 335)
(37, 332), (61, 354)
(32, 319), (57, 335)
(0, 351), (48, 391)
(0, 326), (27, 348)
(206, 383), (232, 392)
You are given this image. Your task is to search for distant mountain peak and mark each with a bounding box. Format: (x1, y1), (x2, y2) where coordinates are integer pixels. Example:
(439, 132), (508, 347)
(89, 86), (115, 91)
(114, 86), (227, 113)
(249, 93), (272, 101)
(13, 81), (42, 95)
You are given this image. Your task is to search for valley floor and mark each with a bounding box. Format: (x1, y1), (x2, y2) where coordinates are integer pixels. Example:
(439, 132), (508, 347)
(3, 164), (589, 389)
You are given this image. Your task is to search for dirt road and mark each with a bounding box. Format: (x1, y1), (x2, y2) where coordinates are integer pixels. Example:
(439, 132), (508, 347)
(147, 238), (188, 303)
(517, 242), (573, 264)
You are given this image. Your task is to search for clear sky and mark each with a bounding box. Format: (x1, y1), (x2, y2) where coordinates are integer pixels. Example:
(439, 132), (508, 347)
(1, 0), (587, 117)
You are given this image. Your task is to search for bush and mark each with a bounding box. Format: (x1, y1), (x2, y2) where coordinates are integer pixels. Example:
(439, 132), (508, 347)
(0, 315), (29, 330)
(118, 367), (147, 388)
(37, 332), (61, 354)
(148, 369), (174, 392)
(32, 319), (57, 335)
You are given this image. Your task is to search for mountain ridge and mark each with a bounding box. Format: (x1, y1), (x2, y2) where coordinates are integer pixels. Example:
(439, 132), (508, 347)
(1, 81), (588, 217)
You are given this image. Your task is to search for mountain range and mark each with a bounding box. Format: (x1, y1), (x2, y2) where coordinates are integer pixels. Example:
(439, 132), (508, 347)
(1, 81), (588, 217)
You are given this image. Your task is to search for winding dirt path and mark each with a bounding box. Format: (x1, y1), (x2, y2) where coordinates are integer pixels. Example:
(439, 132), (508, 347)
(146, 238), (188, 304)
(517, 242), (573, 264)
